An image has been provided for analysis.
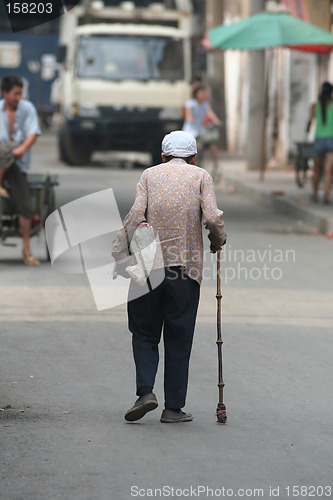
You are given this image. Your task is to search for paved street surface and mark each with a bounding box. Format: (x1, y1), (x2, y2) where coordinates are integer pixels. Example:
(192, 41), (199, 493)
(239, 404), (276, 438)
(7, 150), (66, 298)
(1, 133), (333, 500)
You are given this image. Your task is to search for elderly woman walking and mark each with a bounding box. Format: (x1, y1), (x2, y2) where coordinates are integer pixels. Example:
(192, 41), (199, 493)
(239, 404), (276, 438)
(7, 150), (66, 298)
(112, 131), (226, 423)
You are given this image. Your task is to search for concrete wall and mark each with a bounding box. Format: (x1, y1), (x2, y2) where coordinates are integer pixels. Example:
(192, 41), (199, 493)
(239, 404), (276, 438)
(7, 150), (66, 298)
(221, 0), (333, 165)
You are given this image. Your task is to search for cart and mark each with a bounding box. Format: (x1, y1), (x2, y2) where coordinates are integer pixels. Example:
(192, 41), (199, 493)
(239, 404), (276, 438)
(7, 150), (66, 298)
(0, 173), (58, 260)
(295, 141), (313, 188)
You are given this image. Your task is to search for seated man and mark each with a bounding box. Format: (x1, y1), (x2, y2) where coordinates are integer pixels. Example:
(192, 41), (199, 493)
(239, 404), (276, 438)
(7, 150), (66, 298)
(0, 75), (41, 265)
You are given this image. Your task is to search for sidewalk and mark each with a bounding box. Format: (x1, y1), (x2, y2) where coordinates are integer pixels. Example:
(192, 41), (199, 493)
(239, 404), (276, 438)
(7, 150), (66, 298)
(217, 155), (333, 235)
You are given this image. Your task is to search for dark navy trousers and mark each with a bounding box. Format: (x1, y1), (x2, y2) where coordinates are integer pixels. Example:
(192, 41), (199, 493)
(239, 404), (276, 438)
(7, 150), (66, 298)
(127, 267), (200, 409)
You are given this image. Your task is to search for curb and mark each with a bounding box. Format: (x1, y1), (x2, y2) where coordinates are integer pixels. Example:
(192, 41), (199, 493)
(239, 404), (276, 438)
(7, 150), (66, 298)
(223, 174), (333, 235)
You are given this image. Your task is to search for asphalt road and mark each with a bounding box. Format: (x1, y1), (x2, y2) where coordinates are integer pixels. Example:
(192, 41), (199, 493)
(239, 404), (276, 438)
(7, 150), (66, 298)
(1, 133), (333, 500)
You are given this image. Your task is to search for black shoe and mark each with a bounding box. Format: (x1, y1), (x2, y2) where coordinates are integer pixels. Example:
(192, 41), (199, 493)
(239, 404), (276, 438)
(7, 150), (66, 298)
(125, 393), (158, 422)
(160, 409), (193, 423)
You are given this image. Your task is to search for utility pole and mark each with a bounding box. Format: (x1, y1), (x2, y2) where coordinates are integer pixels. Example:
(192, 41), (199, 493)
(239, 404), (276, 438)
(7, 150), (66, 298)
(247, 0), (266, 171)
(206, 0), (227, 149)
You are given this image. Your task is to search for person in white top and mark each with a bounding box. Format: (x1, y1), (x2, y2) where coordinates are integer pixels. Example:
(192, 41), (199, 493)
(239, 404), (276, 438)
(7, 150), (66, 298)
(183, 85), (222, 180)
(183, 85), (222, 139)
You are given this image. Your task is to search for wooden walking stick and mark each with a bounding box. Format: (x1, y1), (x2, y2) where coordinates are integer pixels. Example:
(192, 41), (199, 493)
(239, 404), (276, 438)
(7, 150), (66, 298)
(216, 249), (227, 423)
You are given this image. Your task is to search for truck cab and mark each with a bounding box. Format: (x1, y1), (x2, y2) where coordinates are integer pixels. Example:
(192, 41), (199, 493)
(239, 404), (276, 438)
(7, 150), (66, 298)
(57, 1), (194, 165)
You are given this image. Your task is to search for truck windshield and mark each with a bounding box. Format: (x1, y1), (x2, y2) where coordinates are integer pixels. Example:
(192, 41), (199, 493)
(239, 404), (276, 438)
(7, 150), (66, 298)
(76, 34), (184, 81)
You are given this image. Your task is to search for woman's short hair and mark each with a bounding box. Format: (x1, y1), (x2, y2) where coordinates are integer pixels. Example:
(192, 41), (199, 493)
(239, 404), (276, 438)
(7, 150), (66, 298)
(163, 154), (196, 163)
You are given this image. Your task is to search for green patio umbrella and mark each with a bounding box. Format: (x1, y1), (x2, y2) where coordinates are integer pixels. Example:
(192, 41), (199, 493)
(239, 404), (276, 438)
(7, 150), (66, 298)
(208, 12), (333, 179)
(209, 12), (333, 52)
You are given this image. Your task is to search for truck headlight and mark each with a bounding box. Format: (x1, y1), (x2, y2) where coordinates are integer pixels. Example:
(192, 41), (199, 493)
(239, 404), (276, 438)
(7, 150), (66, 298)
(67, 103), (79, 117)
(79, 103), (101, 118)
(158, 107), (183, 120)
(80, 120), (96, 129)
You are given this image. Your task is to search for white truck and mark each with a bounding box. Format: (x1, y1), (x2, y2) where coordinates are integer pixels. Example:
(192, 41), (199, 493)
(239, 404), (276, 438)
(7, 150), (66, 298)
(57, 1), (196, 165)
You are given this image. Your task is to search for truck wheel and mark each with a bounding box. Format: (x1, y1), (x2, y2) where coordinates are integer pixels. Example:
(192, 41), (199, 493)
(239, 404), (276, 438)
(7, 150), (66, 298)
(59, 127), (92, 166)
(152, 148), (162, 166)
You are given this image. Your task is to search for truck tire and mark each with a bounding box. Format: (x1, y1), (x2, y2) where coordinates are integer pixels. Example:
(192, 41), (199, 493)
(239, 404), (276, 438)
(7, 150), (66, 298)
(58, 126), (92, 166)
(152, 148), (162, 166)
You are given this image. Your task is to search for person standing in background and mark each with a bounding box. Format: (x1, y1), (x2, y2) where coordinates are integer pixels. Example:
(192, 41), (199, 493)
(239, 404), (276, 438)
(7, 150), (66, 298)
(307, 81), (333, 204)
(183, 85), (222, 180)
(183, 85), (222, 140)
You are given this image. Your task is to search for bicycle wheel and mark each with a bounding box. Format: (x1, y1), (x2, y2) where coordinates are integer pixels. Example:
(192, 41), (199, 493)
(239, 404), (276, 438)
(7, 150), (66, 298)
(202, 143), (220, 183)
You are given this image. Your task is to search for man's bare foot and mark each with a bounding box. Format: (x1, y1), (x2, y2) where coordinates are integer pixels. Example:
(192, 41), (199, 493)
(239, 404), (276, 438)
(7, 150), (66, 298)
(0, 186), (9, 198)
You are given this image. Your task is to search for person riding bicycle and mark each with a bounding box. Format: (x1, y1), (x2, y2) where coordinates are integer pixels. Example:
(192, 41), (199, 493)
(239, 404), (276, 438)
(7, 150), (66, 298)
(182, 85), (222, 179)
(183, 86), (221, 140)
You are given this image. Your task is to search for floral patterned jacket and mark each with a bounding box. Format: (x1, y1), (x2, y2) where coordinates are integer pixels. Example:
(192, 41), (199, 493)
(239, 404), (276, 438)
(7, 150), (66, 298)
(112, 158), (226, 285)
